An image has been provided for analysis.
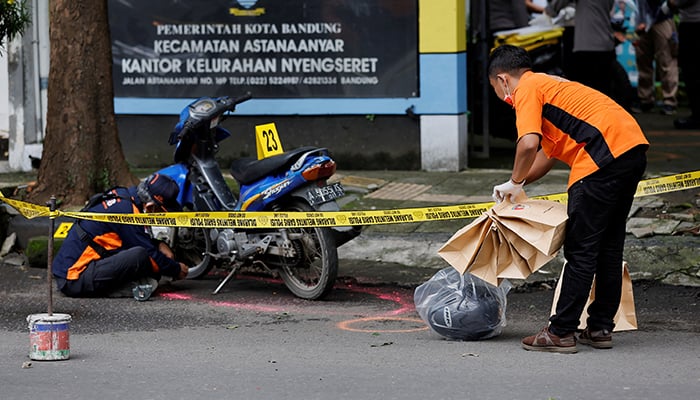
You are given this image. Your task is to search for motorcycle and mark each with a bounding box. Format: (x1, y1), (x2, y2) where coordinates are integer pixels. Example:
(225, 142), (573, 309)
(153, 94), (361, 300)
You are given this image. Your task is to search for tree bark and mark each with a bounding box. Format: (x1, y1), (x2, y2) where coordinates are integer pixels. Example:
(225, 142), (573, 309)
(28, 0), (137, 208)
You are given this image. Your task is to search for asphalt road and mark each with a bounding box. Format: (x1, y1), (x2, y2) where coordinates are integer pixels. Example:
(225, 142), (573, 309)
(1, 263), (698, 400)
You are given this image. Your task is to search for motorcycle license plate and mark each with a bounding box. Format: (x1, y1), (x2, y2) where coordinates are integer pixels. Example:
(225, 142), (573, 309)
(306, 182), (345, 206)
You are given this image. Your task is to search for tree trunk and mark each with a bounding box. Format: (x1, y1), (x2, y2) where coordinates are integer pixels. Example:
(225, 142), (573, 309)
(28, 0), (137, 208)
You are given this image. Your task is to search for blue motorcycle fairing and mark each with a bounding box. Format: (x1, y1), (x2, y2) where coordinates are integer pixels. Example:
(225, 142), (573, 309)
(237, 173), (307, 212)
(169, 97), (202, 145)
(156, 162), (193, 208)
(171, 96), (233, 144)
(236, 153), (333, 211)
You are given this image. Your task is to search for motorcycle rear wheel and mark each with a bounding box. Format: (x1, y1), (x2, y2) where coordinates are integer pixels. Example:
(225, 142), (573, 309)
(275, 200), (338, 300)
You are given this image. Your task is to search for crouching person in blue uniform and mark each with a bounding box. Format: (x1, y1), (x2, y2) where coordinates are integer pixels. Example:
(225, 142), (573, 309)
(52, 173), (189, 300)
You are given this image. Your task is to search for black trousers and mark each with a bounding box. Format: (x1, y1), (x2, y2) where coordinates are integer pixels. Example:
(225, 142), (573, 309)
(679, 22), (700, 119)
(550, 145), (647, 334)
(57, 247), (153, 298)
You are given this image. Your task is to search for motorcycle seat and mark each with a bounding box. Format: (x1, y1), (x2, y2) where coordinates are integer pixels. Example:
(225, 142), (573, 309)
(230, 146), (321, 185)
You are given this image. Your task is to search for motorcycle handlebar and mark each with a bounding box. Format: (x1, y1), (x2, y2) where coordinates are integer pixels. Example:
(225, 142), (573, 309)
(169, 123), (190, 145)
(170, 93), (253, 144)
(226, 92), (252, 111)
(234, 92), (253, 105)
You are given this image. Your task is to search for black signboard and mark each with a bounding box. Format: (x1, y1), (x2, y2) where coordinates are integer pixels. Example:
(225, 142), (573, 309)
(109, 0), (418, 98)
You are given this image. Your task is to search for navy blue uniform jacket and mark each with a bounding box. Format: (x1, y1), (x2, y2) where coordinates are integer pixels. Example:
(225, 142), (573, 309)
(52, 187), (181, 281)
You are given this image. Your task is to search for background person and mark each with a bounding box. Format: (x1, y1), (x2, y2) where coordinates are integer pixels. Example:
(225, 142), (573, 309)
(632, 0), (679, 115)
(488, 45), (649, 353)
(670, 0), (700, 129)
(52, 173), (189, 300)
(469, 0), (532, 143)
(544, 0), (618, 96)
(525, 0), (548, 15)
(490, 0), (532, 32)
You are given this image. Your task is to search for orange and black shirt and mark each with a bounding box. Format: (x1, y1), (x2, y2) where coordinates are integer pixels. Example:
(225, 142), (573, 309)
(512, 71), (649, 187)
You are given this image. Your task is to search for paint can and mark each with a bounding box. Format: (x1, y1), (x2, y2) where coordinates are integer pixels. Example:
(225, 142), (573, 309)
(27, 313), (71, 361)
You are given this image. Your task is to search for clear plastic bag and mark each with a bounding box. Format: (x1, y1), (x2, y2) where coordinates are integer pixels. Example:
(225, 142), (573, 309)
(414, 267), (512, 340)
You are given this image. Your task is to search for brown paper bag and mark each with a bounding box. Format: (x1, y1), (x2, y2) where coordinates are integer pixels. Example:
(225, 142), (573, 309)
(491, 218), (543, 280)
(550, 261), (637, 332)
(465, 226), (501, 286)
(439, 197), (566, 285)
(437, 214), (492, 275)
(490, 216), (556, 274)
(491, 197), (567, 256)
(493, 227), (525, 280)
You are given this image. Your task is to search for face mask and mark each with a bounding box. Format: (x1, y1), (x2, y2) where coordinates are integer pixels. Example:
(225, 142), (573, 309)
(503, 93), (514, 107)
(499, 76), (514, 108)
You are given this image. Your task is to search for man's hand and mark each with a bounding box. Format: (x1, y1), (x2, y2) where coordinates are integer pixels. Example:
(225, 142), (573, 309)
(176, 263), (189, 280)
(493, 179), (524, 203)
(635, 22), (647, 35)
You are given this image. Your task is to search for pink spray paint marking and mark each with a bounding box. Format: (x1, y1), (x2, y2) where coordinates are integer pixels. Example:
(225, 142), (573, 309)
(158, 281), (418, 318)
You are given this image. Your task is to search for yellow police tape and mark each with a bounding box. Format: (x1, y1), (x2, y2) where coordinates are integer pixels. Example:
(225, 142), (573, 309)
(1, 170), (699, 231)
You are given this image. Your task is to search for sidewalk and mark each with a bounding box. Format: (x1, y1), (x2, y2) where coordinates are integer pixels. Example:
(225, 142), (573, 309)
(1, 108), (699, 288)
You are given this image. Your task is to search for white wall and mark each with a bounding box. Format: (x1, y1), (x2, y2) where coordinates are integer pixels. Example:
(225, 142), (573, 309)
(2, 0), (49, 172)
(0, 51), (8, 137)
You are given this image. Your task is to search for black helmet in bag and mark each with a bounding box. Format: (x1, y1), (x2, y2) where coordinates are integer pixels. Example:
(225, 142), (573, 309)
(415, 268), (511, 340)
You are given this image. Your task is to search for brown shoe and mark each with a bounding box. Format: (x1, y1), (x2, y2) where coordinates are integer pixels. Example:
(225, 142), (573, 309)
(521, 326), (577, 354)
(578, 328), (613, 349)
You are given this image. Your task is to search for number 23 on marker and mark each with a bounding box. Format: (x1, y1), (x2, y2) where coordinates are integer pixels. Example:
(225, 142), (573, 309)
(255, 122), (284, 159)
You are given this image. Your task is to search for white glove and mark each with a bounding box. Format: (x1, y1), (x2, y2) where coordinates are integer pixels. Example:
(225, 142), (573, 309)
(493, 179), (524, 203)
(552, 6), (576, 26)
(528, 13), (552, 27)
(660, 1), (670, 15)
(561, 6), (576, 21)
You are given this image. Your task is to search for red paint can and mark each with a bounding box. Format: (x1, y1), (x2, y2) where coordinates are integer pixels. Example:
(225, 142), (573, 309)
(27, 313), (71, 361)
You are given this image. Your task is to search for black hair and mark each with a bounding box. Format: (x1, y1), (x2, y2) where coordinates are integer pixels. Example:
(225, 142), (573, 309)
(487, 45), (533, 78)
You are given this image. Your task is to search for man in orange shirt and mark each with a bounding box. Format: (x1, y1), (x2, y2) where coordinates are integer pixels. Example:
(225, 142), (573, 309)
(488, 45), (649, 353)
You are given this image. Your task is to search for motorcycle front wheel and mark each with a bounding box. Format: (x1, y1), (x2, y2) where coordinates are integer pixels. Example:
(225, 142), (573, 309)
(174, 227), (214, 279)
(275, 200), (338, 300)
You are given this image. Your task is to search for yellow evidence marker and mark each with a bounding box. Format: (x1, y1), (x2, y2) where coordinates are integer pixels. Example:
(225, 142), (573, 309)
(255, 122), (284, 159)
(53, 222), (74, 238)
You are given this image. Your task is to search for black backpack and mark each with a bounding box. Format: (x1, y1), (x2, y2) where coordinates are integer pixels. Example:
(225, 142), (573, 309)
(80, 186), (131, 212)
(75, 186), (134, 257)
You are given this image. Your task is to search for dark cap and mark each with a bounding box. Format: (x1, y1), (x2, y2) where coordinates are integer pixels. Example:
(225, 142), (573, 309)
(143, 173), (182, 212)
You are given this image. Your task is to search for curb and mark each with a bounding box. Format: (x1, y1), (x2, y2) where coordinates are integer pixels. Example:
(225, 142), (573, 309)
(337, 231), (700, 287)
